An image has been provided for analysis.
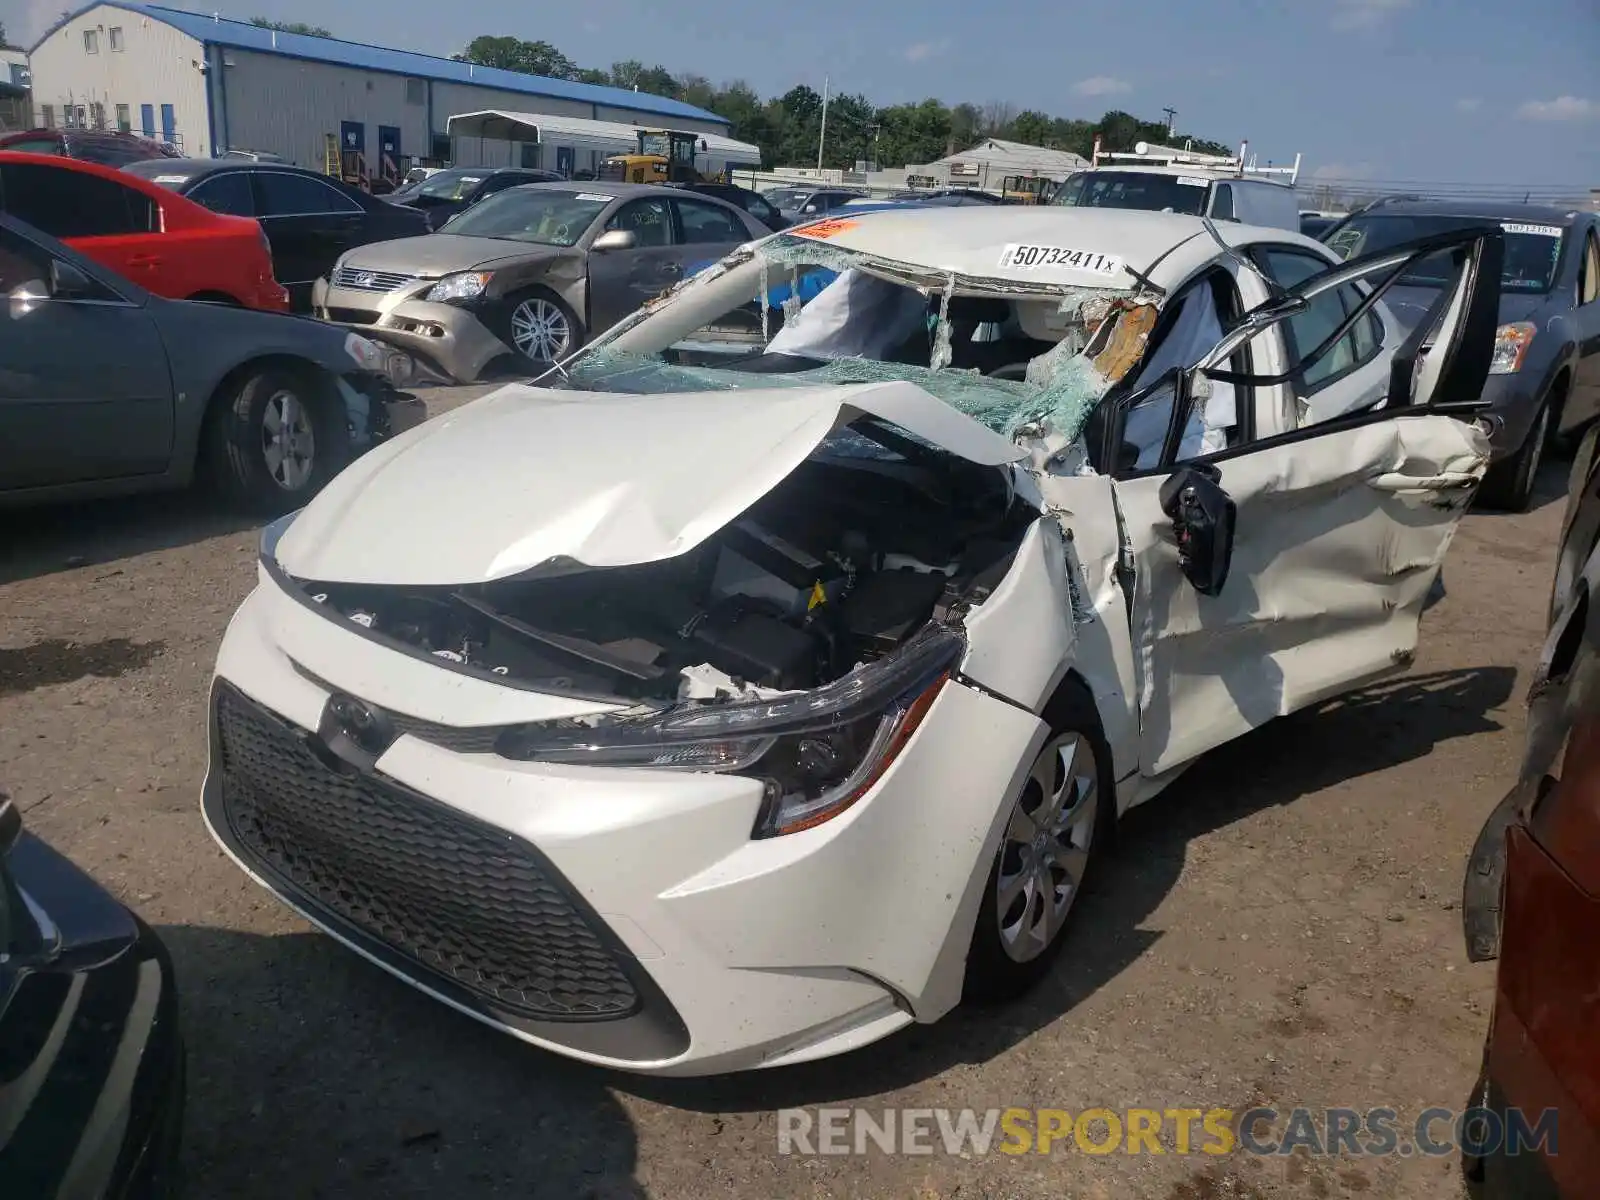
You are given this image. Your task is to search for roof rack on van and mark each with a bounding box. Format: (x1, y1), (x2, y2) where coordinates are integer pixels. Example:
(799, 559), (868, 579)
(1089, 138), (1302, 186)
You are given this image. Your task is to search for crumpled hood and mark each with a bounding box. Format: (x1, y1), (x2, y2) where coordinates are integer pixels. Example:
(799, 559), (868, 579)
(273, 379), (1027, 586)
(340, 234), (558, 277)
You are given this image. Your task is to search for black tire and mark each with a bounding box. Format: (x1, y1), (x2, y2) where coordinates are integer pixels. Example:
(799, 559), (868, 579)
(202, 365), (349, 514)
(964, 677), (1116, 1004)
(1477, 398), (1550, 513)
(494, 287), (585, 368)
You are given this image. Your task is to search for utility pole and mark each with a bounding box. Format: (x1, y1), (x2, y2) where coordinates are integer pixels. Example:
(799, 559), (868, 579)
(817, 75), (830, 172)
(1162, 107), (1177, 138)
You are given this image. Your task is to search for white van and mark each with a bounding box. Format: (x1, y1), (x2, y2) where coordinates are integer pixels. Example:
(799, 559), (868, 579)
(1051, 141), (1304, 233)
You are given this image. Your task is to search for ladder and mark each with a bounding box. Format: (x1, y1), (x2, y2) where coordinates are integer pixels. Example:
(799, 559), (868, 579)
(323, 133), (339, 178)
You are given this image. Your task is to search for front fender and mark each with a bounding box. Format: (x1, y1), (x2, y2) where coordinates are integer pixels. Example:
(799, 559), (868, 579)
(1462, 777), (1545, 962)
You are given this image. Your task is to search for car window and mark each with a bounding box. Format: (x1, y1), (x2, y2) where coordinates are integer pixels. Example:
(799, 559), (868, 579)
(1581, 230), (1600, 306)
(0, 162), (160, 237)
(477, 174), (526, 197)
(606, 198), (674, 247)
(747, 195), (780, 224)
(1258, 247), (1382, 394)
(186, 172), (256, 217)
(1120, 270), (1246, 470)
(0, 224), (54, 292)
(674, 198), (744, 245)
(445, 189), (610, 246)
(254, 171), (361, 217)
(1209, 183), (1235, 221)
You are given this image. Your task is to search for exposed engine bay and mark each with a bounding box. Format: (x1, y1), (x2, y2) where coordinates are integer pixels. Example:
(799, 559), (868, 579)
(289, 419), (1036, 704)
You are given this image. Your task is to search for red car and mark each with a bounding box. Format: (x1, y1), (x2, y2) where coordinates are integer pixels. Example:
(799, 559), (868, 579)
(1462, 427), (1600, 1198)
(0, 151), (288, 311)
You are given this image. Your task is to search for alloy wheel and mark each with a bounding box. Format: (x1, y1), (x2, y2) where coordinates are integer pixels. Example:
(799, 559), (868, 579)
(995, 730), (1099, 964)
(261, 390), (315, 492)
(509, 297), (573, 361)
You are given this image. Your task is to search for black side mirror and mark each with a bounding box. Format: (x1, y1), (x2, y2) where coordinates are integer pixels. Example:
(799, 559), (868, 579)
(50, 259), (95, 299)
(1159, 462), (1236, 597)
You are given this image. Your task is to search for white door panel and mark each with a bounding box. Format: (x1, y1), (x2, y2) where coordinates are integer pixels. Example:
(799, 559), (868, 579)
(1113, 413), (1488, 776)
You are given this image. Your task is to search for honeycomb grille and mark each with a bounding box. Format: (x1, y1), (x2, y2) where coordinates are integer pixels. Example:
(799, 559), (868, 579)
(212, 683), (639, 1020)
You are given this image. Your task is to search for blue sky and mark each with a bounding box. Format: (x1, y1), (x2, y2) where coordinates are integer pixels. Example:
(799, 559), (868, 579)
(17, 0), (1599, 186)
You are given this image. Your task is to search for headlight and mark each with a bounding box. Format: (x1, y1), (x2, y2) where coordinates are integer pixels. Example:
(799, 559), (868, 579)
(497, 626), (963, 838)
(1489, 321), (1536, 375)
(343, 331), (388, 372)
(425, 271), (494, 304)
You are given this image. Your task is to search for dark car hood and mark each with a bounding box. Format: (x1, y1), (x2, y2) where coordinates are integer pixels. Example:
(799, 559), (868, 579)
(145, 296), (352, 370)
(1386, 283), (1550, 333)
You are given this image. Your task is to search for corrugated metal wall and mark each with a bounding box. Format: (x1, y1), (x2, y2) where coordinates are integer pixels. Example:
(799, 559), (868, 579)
(27, 4), (207, 153)
(220, 50), (430, 171)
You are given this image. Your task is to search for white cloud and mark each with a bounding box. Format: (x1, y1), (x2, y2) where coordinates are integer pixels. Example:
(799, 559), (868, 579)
(1455, 97), (1481, 113)
(1517, 96), (1598, 121)
(1311, 162), (1375, 180)
(1331, 0), (1411, 31)
(904, 40), (950, 63)
(1072, 76), (1132, 97)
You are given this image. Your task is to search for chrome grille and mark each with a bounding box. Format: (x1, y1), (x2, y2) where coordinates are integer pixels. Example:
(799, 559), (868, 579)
(332, 266), (419, 293)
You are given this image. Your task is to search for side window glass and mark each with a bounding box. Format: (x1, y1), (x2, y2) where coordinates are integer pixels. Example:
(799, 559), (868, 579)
(187, 173), (255, 217)
(0, 225), (55, 293)
(1259, 248), (1379, 395)
(1210, 184), (1235, 222)
(256, 172), (360, 216)
(1581, 231), (1600, 306)
(0, 164), (159, 237)
(1120, 272), (1244, 469)
(675, 198), (744, 245)
(606, 199), (673, 247)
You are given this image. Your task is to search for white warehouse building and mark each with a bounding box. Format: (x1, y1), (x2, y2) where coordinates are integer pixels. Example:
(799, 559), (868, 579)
(26, 2), (745, 179)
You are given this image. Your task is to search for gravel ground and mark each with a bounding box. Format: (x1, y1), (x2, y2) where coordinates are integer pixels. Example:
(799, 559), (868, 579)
(0, 383), (1567, 1200)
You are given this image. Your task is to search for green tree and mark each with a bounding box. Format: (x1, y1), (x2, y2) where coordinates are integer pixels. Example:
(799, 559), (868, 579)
(249, 17), (332, 37)
(453, 36), (579, 80)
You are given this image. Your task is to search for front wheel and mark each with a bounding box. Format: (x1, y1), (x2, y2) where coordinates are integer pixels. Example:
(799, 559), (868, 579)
(203, 366), (348, 513)
(495, 289), (584, 367)
(964, 680), (1115, 1003)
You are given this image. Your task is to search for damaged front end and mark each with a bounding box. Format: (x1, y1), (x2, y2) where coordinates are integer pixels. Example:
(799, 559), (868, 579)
(263, 397), (1042, 834)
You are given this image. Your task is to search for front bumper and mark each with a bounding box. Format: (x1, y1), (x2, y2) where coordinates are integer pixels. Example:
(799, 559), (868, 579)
(313, 277), (509, 384)
(1477, 372), (1548, 461)
(201, 576), (1047, 1075)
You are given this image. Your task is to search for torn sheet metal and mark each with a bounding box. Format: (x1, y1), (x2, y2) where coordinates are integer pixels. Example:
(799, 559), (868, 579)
(1108, 412), (1489, 777)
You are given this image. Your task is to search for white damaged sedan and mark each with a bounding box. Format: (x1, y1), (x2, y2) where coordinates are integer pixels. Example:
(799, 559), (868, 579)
(204, 207), (1506, 1075)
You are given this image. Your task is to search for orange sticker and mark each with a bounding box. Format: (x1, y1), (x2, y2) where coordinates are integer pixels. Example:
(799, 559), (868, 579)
(794, 217), (860, 240)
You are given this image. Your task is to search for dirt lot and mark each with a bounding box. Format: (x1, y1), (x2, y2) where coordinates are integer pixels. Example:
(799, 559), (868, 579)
(0, 384), (1567, 1200)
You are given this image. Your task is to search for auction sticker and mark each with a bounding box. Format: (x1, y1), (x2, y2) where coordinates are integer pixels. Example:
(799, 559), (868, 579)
(794, 217), (860, 240)
(1176, 175), (1210, 187)
(999, 244), (1123, 275)
(1502, 222), (1563, 238)
(577, 192), (613, 202)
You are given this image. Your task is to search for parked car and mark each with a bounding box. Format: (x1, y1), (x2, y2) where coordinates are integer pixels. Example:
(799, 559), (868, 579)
(210, 205), (1504, 1076)
(1322, 199), (1600, 510)
(0, 797), (186, 1198)
(221, 148), (287, 163)
(669, 180), (788, 230)
(313, 181), (771, 380)
(0, 151), (288, 310)
(1461, 424), (1600, 1197)
(0, 126), (180, 166)
(1053, 167), (1302, 232)
(762, 185), (867, 221)
(385, 166), (567, 231)
(888, 188), (1008, 204)
(0, 214), (423, 512)
(123, 158), (430, 311)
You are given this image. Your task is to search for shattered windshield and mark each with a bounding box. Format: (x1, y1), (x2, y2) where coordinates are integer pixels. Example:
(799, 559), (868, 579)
(563, 232), (1160, 447)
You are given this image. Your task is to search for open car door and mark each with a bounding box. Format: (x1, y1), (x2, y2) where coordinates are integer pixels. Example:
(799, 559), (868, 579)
(1101, 225), (1505, 777)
